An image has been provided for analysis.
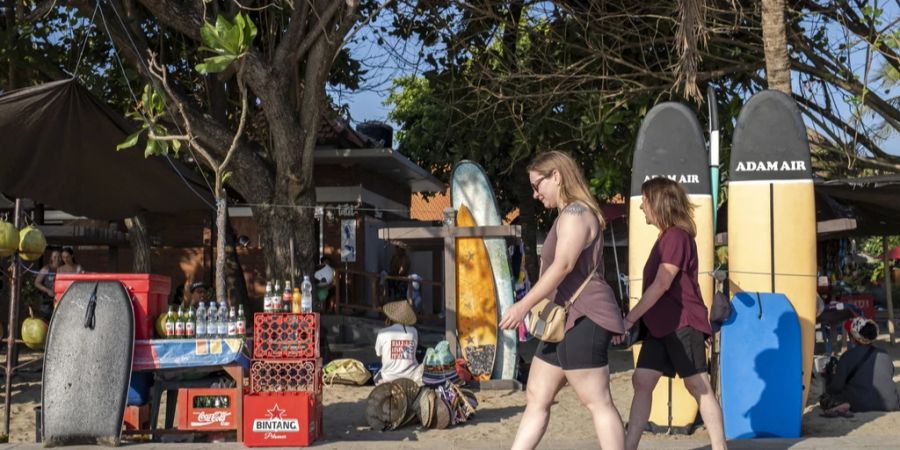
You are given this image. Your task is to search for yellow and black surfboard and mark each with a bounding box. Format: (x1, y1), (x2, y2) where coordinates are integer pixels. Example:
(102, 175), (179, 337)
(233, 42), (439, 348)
(629, 102), (714, 434)
(727, 90), (816, 408)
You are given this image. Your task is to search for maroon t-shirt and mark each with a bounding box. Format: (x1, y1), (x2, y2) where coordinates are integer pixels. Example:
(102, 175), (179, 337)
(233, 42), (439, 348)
(641, 227), (711, 338)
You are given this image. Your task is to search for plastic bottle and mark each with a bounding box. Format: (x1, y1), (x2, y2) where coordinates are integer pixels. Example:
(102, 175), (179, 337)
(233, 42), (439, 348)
(196, 301), (207, 338)
(301, 275), (313, 313)
(207, 301), (218, 337)
(217, 302), (228, 337)
(291, 287), (302, 313)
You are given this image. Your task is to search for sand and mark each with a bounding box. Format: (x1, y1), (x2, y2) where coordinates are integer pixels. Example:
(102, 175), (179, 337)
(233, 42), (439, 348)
(4, 336), (900, 446)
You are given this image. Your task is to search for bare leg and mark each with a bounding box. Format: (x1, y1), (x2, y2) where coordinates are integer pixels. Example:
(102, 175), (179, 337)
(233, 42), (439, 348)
(565, 366), (625, 449)
(684, 372), (727, 450)
(511, 357), (566, 450)
(625, 368), (662, 450)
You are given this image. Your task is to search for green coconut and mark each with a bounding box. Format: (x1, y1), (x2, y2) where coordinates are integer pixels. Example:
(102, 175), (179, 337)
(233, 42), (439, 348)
(17, 225), (46, 261)
(22, 313), (48, 351)
(0, 221), (17, 257)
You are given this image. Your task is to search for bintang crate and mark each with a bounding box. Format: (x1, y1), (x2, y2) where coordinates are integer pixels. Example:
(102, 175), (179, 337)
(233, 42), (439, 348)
(253, 313), (319, 359)
(243, 391), (323, 447)
(250, 358), (323, 394)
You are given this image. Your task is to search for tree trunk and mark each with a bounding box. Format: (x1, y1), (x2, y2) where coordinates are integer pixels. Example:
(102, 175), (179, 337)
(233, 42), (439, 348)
(761, 0), (792, 93)
(254, 200), (317, 286)
(215, 195), (227, 305)
(124, 213), (151, 273)
(224, 220), (249, 308)
(514, 169), (540, 284)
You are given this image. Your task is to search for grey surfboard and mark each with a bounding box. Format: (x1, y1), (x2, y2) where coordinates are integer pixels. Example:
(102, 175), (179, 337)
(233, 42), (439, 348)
(42, 281), (134, 446)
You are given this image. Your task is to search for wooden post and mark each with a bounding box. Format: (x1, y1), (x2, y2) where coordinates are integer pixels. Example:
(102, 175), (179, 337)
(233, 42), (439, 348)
(443, 208), (458, 357)
(4, 199), (22, 437)
(885, 237), (895, 345)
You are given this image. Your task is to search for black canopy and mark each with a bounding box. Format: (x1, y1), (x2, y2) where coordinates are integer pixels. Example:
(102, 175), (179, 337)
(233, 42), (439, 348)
(0, 79), (213, 220)
(815, 175), (900, 237)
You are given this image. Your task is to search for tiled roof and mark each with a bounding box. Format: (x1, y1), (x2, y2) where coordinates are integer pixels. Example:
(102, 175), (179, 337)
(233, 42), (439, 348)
(410, 190), (519, 224)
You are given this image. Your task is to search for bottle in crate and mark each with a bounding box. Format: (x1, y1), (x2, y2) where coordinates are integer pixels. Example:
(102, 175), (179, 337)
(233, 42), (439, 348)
(185, 306), (196, 338)
(301, 276), (313, 313)
(227, 306), (237, 337)
(175, 305), (185, 338)
(264, 281), (274, 313)
(164, 305), (176, 338)
(237, 304), (246, 337)
(282, 280), (293, 313)
(273, 281), (282, 311)
(196, 301), (207, 338)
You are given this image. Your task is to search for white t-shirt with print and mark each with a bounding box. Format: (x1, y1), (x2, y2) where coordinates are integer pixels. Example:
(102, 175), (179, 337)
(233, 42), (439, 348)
(375, 324), (419, 383)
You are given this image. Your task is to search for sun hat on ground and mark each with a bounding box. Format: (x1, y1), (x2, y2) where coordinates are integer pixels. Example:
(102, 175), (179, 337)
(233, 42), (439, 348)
(850, 317), (879, 345)
(366, 382), (407, 431)
(383, 300), (417, 325)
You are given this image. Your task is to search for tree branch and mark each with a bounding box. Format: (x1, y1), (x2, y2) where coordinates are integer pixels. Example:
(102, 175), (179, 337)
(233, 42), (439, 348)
(274, 0), (343, 75)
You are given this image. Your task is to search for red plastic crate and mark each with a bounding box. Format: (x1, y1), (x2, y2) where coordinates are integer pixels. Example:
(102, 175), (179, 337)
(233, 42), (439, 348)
(54, 274), (171, 340)
(250, 359), (322, 394)
(243, 391), (322, 447)
(175, 388), (240, 431)
(123, 404), (150, 430)
(253, 313), (319, 359)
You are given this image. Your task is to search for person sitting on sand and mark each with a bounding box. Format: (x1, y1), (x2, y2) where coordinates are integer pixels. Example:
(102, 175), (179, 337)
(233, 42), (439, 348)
(821, 317), (900, 417)
(374, 300), (422, 385)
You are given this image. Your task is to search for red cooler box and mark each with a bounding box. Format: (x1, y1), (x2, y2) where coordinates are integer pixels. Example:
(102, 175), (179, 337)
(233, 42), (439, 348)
(54, 274), (171, 339)
(243, 392), (322, 447)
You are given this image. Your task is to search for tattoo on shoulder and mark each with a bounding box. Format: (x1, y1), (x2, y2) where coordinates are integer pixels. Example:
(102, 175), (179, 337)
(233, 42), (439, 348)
(563, 202), (587, 216)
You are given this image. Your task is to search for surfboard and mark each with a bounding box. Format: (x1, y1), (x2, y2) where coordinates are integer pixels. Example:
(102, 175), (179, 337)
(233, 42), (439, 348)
(456, 205), (498, 381)
(629, 102), (714, 433)
(451, 160), (516, 380)
(720, 292), (802, 439)
(728, 90), (816, 407)
(42, 281), (134, 446)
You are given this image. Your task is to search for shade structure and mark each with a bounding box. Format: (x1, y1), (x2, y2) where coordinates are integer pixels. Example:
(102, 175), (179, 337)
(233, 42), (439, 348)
(0, 78), (213, 219)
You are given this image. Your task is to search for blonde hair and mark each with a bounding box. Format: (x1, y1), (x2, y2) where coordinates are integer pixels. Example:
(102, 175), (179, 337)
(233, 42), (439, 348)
(527, 151), (605, 228)
(641, 177), (696, 237)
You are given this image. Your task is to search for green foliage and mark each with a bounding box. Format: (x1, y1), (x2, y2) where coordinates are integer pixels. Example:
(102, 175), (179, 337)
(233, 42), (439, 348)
(196, 13), (258, 74)
(118, 84), (181, 157)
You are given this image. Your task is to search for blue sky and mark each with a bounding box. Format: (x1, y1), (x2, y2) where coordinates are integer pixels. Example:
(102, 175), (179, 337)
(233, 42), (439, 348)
(331, 5), (899, 159)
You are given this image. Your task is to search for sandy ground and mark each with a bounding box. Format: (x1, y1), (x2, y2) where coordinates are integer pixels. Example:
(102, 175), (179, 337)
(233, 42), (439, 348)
(3, 335), (900, 447)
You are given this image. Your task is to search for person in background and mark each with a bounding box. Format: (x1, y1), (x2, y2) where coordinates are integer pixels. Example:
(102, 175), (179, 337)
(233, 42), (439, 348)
(387, 244), (410, 300)
(614, 177), (726, 450)
(59, 246), (84, 274)
(374, 300), (421, 384)
(821, 317), (900, 417)
(34, 248), (63, 318)
(187, 282), (209, 309)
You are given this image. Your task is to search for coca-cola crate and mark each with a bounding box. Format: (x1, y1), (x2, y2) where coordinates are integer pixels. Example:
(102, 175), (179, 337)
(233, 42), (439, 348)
(250, 359), (322, 394)
(243, 391), (322, 447)
(253, 313), (319, 359)
(123, 404), (150, 431)
(175, 388), (239, 431)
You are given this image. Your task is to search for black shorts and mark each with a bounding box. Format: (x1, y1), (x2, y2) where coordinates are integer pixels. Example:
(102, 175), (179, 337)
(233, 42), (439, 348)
(535, 316), (613, 370)
(636, 327), (708, 378)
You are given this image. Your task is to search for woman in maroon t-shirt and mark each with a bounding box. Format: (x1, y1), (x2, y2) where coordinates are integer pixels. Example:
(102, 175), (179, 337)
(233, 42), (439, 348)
(617, 177), (726, 450)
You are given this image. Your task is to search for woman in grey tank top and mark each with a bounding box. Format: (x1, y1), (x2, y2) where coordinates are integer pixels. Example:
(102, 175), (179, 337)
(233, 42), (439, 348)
(499, 151), (625, 450)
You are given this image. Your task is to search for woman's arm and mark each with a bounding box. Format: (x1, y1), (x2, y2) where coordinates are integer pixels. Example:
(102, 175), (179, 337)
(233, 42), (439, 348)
(498, 204), (593, 329)
(623, 263), (679, 329)
(34, 267), (52, 296)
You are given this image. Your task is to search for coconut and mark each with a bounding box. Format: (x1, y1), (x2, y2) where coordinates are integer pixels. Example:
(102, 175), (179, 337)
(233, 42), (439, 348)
(17, 225), (46, 261)
(0, 221), (17, 257)
(22, 314), (48, 351)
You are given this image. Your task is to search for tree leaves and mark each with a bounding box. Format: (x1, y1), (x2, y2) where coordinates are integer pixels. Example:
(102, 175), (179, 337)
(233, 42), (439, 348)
(196, 13), (258, 74)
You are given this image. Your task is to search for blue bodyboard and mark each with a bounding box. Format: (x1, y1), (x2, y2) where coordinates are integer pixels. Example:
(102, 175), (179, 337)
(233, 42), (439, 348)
(720, 292), (802, 439)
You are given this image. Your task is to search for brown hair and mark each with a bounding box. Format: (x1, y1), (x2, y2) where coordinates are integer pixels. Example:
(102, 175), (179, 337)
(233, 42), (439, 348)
(641, 177), (696, 237)
(527, 151), (605, 228)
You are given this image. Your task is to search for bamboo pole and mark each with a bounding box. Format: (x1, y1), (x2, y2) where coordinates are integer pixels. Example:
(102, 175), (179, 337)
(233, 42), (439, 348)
(4, 199), (22, 437)
(885, 237), (895, 345)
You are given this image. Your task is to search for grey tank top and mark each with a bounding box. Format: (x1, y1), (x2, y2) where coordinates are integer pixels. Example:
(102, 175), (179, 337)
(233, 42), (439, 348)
(541, 213), (625, 334)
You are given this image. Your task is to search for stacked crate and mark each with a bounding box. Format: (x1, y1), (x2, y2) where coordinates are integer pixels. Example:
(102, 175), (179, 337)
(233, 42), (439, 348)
(243, 313), (323, 447)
